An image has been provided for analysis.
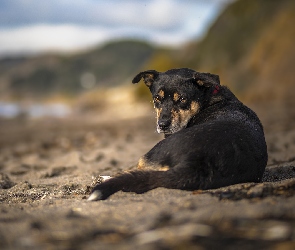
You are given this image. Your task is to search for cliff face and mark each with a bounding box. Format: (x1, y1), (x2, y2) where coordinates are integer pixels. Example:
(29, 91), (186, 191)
(184, 0), (295, 103)
(144, 0), (295, 105)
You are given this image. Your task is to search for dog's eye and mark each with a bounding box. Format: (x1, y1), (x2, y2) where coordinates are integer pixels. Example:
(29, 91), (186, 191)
(154, 96), (161, 103)
(179, 97), (187, 104)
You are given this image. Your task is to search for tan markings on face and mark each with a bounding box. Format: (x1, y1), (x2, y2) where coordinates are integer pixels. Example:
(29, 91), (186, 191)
(173, 92), (180, 102)
(197, 80), (204, 86)
(144, 74), (154, 87)
(158, 89), (165, 98)
(155, 107), (162, 120)
(170, 101), (200, 133)
(190, 101), (200, 114)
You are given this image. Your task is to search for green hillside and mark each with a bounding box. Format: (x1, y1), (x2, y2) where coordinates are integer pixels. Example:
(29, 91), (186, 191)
(0, 40), (155, 99)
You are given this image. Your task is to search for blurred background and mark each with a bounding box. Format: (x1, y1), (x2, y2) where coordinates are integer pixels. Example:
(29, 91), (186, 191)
(0, 0), (294, 130)
(2, 2), (295, 248)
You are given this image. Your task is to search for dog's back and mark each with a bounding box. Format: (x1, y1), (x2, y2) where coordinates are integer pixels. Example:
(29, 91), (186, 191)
(141, 85), (267, 189)
(88, 68), (268, 201)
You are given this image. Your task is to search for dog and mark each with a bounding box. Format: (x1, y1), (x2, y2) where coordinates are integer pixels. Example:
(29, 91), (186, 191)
(88, 68), (268, 201)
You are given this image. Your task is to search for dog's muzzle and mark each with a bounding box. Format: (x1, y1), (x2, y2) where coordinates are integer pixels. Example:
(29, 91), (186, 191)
(157, 119), (171, 133)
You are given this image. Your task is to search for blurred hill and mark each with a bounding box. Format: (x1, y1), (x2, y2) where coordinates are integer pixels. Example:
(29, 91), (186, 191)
(144, 0), (295, 105)
(0, 0), (294, 107)
(0, 40), (154, 100)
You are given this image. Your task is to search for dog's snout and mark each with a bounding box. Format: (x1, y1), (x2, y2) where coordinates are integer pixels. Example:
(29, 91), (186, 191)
(158, 120), (171, 130)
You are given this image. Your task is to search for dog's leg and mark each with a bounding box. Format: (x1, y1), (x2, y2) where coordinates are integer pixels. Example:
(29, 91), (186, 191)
(87, 167), (198, 201)
(88, 170), (165, 201)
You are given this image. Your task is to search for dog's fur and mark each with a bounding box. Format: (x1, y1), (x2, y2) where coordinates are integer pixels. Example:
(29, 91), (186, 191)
(88, 68), (268, 201)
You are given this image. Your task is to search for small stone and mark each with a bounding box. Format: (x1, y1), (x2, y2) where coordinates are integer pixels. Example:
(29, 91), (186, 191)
(263, 224), (291, 240)
(0, 173), (15, 189)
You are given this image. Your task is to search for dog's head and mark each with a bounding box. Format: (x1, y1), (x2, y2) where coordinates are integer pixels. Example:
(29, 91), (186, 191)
(133, 68), (220, 136)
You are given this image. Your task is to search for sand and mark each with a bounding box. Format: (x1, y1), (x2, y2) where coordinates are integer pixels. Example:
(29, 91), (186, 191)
(0, 104), (295, 249)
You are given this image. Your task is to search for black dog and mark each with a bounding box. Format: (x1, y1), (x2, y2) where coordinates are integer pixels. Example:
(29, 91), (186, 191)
(88, 68), (268, 201)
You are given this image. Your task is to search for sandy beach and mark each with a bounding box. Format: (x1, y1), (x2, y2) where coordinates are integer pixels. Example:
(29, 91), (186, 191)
(0, 103), (295, 249)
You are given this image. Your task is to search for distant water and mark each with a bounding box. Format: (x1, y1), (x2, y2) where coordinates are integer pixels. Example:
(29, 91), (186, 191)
(0, 102), (71, 118)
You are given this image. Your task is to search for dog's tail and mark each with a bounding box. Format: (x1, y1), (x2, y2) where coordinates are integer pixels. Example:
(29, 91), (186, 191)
(87, 169), (193, 201)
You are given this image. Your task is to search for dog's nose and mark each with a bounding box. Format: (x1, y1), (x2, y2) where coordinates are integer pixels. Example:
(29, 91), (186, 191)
(158, 120), (171, 130)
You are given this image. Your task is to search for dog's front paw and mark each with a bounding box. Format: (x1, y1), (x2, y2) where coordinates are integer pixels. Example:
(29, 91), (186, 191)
(87, 183), (115, 201)
(87, 189), (103, 201)
(87, 175), (114, 201)
(87, 175), (112, 201)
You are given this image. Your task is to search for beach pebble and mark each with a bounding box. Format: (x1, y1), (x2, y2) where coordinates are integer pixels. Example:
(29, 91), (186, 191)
(0, 173), (15, 189)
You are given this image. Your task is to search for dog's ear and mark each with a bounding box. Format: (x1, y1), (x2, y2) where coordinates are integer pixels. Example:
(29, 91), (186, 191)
(193, 72), (220, 87)
(132, 70), (159, 88)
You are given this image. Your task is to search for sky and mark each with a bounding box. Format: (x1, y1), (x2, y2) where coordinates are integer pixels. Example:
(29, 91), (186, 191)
(0, 0), (234, 57)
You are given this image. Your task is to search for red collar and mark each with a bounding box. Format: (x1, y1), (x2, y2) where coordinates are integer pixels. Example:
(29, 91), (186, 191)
(213, 85), (220, 94)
